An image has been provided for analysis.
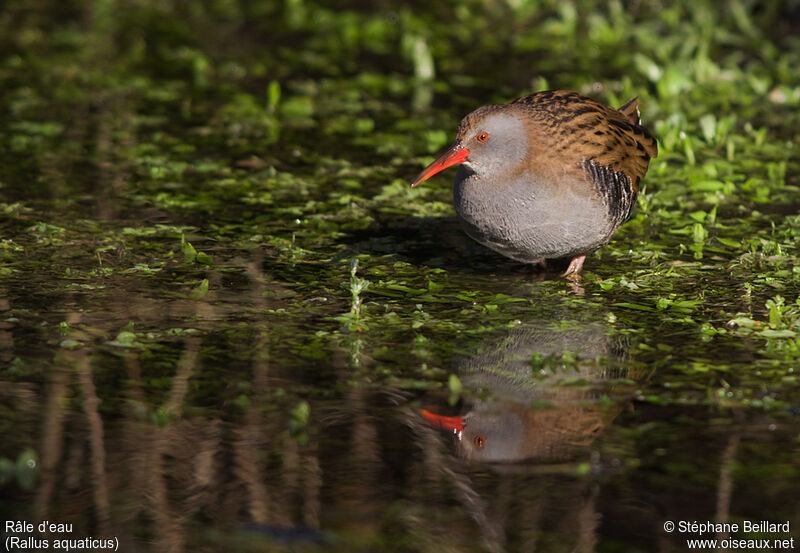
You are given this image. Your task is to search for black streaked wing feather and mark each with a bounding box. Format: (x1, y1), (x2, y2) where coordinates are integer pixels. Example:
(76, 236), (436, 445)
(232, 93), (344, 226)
(582, 159), (637, 225)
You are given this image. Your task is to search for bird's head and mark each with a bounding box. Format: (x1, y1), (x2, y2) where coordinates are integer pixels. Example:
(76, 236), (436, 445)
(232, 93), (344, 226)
(410, 106), (529, 187)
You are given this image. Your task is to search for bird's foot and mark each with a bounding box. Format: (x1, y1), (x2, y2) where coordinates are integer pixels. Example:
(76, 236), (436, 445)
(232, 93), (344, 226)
(561, 255), (586, 278)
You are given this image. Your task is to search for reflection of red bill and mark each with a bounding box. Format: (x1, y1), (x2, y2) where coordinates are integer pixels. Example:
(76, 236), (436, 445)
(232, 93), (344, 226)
(420, 408), (464, 437)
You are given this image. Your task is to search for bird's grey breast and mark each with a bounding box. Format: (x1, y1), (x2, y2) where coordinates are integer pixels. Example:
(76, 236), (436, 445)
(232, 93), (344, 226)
(453, 166), (545, 260)
(452, 166), (614, 261)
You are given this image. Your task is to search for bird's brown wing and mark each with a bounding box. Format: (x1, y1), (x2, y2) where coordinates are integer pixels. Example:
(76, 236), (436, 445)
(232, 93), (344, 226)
(512, 90), (658, 189)
(513, 90), (658, 224)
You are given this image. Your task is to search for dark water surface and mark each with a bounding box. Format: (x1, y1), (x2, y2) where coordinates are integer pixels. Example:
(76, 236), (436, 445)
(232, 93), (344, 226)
(2, 1), (799, 552)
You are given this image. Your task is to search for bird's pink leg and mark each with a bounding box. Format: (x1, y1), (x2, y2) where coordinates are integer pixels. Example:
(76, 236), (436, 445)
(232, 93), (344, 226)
(561, 255), (586, 277)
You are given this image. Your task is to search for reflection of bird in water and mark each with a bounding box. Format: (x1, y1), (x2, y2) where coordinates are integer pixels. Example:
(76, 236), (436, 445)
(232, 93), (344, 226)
(423, 323), (642, 465)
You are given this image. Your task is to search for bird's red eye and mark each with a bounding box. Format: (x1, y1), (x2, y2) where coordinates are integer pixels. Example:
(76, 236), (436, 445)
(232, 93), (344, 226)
(474, 435), (486, 449)
(477, 132), (489, 143)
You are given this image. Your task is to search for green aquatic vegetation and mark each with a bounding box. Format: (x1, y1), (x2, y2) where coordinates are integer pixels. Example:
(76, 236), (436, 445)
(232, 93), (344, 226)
(729, 295), (800, 340)
(337, 258), (370, 331)
(181, 235), (212, 264)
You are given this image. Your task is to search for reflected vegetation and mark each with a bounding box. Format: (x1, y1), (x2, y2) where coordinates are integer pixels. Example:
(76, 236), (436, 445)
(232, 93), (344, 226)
(4, 310), (797, 552)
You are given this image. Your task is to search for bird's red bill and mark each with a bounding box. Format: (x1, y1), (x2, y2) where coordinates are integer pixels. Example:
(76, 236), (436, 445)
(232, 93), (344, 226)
(410, 145), (470, 187)
(420, 408), (464, 433)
